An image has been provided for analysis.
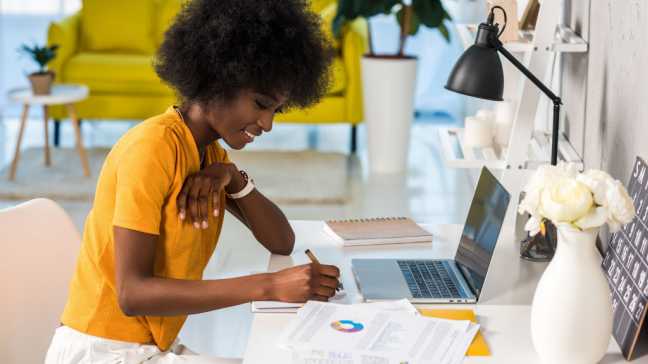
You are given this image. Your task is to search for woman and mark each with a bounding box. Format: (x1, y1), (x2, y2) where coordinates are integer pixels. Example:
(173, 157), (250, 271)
(45, 0), (338, 362)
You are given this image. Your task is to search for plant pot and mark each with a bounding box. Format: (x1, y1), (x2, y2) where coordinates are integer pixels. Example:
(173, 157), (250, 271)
(28, 71), (56, 95)
(530, 226), (613, 364)
(361, 56), (418, 174)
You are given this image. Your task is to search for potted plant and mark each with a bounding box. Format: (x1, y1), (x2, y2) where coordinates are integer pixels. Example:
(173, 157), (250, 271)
(19, 43), (59, 95)
(518, 162), (635, 363)
(333, 0), (450, 174)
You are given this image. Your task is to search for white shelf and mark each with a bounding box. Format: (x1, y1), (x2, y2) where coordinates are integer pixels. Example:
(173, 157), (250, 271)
(437, 128), (584, 170)
(456, 24), (588, 53)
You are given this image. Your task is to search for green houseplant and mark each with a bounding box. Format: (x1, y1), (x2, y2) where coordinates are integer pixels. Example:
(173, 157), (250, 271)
(332, 0), (451, 173)
(19, 43), (59, 95)
(333, 0), (451, 57)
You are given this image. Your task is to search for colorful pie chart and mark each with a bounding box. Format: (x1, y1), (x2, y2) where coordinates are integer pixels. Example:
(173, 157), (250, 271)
(330, 320), (364, 333)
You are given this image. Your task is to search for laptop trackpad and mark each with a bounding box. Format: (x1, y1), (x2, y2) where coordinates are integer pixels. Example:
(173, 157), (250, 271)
(356, 267), (412, 301)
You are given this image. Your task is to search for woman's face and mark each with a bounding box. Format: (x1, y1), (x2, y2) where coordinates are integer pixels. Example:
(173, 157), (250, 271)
(211, 89), (289, 150)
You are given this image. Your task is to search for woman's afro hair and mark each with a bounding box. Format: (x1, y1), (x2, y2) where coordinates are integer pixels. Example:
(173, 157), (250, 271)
(153, 0), (336, 111)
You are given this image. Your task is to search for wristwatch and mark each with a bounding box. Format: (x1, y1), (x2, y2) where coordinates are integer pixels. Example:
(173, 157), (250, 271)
(226, 170), (255, 199)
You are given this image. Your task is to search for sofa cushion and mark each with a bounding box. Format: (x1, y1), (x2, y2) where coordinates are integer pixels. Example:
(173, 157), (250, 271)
(320, 3), (341, 51)
(154, 0), (184, 47)
(65, 53), (344, 97)
(65, 53), (172, 95)
(81, 0), (155, 54)
(329, 57), (346, 95)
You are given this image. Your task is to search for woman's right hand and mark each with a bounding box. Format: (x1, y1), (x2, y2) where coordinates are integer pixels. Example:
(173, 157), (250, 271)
(269, 263), (340, 303)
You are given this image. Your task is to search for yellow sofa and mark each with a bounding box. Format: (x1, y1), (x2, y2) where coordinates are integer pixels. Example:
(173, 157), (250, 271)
(47, 0), (367, 149)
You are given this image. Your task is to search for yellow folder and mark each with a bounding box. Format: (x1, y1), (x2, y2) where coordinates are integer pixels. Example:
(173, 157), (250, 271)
(418, 309), (490, 356)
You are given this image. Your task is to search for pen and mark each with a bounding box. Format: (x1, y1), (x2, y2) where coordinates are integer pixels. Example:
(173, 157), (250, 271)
(305, 249), (339, 292)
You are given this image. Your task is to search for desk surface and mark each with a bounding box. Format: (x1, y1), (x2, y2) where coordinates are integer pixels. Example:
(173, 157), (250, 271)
(242, 221), (641, 364)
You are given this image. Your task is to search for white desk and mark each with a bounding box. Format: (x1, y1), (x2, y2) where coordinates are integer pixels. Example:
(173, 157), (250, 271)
(242, 221), (640, 363)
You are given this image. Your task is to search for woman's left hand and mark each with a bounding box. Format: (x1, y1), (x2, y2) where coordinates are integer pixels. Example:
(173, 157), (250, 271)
(177, 162), (241, 229)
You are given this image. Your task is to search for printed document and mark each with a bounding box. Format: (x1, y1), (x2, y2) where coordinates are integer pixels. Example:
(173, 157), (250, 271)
(277, 301), (474, 364)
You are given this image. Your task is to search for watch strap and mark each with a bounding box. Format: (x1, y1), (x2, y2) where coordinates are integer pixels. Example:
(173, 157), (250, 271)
(227, 171), (255, 199)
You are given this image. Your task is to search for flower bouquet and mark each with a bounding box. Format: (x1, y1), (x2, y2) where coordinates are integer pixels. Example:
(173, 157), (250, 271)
(519, 162), (634, 236)
(519, 162), (635, 363)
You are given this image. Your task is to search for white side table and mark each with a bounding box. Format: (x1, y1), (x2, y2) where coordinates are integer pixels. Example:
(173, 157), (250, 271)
(7, 83), (91, 180)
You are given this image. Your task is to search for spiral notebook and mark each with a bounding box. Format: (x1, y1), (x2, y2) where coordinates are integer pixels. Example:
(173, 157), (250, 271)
(323, 217), (433, 246)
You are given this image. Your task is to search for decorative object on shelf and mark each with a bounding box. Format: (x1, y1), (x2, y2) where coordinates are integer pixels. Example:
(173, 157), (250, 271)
(445, 6), (564, 166)
(18, 43), (59, 95)
(517, 162), (635, 364)
(602, 156), (648, 361)
(493, 99), (517, 146)
(487, 0), (518, 42)
(519, 0), (540, 31)
(475, 107), (494, 121)
(494, 98), (517, 123)
(464, 116), (493, 148)
(333, 0), (451, 173)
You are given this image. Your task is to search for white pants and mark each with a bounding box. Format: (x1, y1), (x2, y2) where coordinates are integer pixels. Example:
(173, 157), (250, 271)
(44, 326), (243, 364)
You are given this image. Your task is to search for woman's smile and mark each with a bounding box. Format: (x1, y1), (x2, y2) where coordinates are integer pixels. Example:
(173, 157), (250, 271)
(243, 129), (257, 143)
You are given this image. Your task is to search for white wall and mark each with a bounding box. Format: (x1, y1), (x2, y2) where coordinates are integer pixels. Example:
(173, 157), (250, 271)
(561, 0), (648, 247)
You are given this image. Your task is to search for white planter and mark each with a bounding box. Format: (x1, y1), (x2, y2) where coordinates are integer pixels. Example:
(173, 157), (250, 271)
(361, 57), (418, 174)
(531, 226), (613, 364)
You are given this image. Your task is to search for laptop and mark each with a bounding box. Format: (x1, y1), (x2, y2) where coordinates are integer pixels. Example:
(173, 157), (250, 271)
(352, 167), (510, 303)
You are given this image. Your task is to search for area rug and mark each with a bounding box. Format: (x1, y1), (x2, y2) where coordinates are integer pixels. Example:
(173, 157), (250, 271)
(0, 148), (348, 204)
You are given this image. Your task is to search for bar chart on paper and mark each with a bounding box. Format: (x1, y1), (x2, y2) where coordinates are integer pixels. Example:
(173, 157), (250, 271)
(369, 322), (406, 353)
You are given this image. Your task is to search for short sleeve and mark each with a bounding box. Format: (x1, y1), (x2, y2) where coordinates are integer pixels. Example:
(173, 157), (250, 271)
(112, 138), (176, 235)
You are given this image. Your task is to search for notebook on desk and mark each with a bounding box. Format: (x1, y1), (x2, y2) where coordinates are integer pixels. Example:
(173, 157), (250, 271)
(323, 217), (433, 246)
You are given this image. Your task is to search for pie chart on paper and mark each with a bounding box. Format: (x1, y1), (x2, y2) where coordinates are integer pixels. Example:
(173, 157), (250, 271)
(330, 320), (364, 333)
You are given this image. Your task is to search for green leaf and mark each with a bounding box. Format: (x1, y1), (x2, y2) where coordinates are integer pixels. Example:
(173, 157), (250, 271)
(396, 6), (422, 36)
(332, 0), (359, 39)
(438, 21), (450, 42)
(17, 43), (58, 71)
(412, 0), (445, 28)
(361, 0), (402, 18)
(443, 9), (452, 21)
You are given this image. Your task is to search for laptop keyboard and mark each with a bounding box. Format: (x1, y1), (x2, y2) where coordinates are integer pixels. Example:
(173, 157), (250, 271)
(398, 261), (462, 299)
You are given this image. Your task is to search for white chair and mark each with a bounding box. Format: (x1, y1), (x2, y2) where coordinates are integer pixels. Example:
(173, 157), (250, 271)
(0, 199), (82, 364)
(0, 199), (243, 364)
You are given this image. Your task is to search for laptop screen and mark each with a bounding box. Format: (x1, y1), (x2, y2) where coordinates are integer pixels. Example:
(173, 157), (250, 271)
(454, 167), (510, 300)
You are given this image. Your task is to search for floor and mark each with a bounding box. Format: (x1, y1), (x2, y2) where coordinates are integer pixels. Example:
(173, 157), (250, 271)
(0, 114), (476, 358)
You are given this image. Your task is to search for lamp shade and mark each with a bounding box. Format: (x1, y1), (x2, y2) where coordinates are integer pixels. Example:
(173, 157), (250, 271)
(445, 44), (505, 102)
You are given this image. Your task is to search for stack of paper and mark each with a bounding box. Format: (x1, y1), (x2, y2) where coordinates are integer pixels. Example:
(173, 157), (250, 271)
(278, 300), (479, 364)
(250, 271), (348, 313)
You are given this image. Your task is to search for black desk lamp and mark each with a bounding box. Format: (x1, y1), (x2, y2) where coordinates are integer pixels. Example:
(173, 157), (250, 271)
(445, 6), (562, 166)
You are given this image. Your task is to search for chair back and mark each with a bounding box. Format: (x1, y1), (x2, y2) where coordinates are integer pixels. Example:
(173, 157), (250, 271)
(0, 199), (81, 364)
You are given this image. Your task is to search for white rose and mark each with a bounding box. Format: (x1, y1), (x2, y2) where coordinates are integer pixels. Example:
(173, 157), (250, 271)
(603, 179), (635, 232)
(539, 178), (593, 223)
(583, 169), (613, 181)
(519, 199), (543, 236)
(577, 169), (614, 206)
(576, 175), (605, 206)
(521, 162), (579, 206)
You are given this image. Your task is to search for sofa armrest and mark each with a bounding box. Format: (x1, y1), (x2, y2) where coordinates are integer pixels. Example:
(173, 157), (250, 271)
(341, 17), (368, 124)
(47, 12), (81, 82)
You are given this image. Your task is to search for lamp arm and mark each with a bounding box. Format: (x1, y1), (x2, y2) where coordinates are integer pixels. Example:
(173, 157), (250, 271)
(488, 35), (560, 103)
(488, 34), (562, 166)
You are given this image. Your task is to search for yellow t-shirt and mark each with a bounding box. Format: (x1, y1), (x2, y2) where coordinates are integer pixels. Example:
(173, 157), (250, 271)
(61, 106), (230, 350)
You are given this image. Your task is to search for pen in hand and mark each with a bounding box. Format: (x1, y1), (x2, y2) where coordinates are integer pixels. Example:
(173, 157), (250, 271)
(305, 249), (340, 292)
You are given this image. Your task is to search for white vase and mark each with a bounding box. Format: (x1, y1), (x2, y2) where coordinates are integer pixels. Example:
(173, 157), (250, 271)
(361, 57), (418, 174)
(530, 226), (613, 363)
